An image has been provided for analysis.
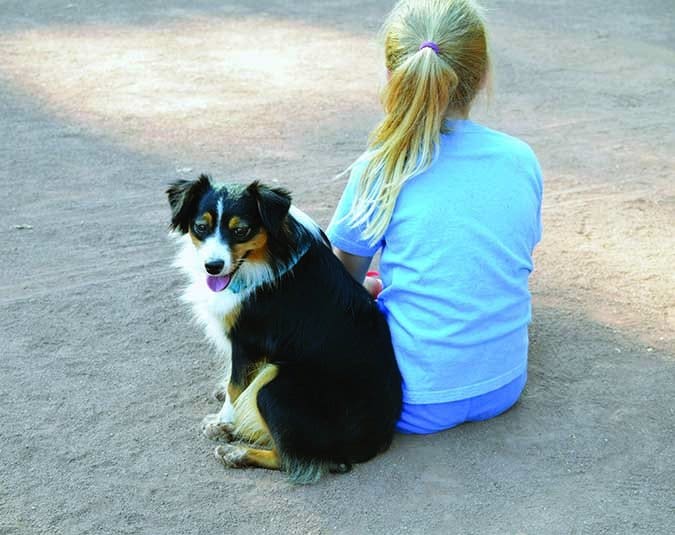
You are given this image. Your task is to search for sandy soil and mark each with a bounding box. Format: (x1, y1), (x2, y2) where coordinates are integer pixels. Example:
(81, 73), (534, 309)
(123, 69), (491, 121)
(1, 1), (673, 534)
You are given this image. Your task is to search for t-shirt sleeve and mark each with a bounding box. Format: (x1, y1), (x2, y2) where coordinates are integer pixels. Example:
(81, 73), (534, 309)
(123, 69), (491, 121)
(326, 161), (384, 257)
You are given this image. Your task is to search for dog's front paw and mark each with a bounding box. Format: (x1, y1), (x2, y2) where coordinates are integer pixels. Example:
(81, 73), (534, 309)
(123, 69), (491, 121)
(214, 444), (247, 468)
(201, 414), (234, 442)
(212, 384), (228, 402)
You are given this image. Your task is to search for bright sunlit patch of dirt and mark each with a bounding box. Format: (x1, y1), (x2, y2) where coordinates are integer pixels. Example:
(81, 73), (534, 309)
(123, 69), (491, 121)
(0, 16), (381, 159)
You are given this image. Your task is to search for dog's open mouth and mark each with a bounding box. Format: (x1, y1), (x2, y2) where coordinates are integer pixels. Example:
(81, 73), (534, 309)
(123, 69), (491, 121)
(205, 253), (249, 292)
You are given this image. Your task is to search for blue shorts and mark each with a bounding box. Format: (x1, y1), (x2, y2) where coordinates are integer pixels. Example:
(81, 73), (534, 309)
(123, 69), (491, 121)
(396, 371), (527, 434)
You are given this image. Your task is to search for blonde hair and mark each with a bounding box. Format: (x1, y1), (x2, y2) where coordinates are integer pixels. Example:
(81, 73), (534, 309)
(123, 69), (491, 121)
(347, 0), (490, 244)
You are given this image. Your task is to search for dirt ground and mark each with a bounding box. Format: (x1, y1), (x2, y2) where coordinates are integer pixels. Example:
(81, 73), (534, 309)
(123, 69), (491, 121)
(1, 1), (673, 534)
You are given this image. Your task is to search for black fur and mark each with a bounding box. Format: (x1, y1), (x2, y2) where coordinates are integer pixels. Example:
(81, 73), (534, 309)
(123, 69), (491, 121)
(246, 181), (292, 239)
(167, 174), (212, 233)
(233, 240), (402, 468)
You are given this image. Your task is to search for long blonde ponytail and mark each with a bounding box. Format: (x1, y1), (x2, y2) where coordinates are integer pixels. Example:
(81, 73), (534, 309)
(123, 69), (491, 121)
(347, 0), (490, 245)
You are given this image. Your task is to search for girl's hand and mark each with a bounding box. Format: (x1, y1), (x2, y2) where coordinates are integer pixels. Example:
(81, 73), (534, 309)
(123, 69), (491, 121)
(331, 247), (382, 298)
(364, 271), (383, 299)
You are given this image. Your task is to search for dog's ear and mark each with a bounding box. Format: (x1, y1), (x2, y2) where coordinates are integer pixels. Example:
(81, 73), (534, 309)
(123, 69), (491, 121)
(246, 181), (292, 238)
(166, 174), (212, 233)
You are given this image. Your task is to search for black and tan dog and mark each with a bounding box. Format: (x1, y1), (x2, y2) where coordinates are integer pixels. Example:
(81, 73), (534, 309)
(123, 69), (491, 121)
(167, 175), (402, 483)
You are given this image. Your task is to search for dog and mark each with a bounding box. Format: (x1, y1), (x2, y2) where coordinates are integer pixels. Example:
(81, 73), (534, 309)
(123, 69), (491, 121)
(167, 175), (402, 483)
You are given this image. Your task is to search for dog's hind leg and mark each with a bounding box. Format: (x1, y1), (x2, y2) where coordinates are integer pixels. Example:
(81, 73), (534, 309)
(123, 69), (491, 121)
(230, 363), (278, 447)
(211, 363), (282, 471)
(214, 443), (281, 470)
(203, 362), (275, 443)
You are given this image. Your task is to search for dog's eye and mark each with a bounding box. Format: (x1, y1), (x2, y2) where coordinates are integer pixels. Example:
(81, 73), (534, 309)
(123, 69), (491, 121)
(194, 222), (210, 235)
(232, 226), (252, 241)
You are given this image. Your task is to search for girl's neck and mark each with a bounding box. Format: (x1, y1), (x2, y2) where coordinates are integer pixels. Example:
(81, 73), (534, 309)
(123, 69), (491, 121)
(445, 106), (470, 120)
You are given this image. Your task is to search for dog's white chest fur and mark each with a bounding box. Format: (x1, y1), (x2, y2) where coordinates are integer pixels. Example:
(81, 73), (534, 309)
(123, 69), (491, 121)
(174, 235), (242, 357)
(185, 281), (240, 355)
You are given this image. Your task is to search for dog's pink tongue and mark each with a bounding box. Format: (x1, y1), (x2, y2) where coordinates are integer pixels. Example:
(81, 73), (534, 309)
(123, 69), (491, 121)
(206, 274), (231, 292)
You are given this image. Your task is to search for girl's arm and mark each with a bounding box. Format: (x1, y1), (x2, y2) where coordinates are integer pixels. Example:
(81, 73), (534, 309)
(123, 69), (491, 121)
(333, 247), (371, 283)
(333, 247), (382, 298)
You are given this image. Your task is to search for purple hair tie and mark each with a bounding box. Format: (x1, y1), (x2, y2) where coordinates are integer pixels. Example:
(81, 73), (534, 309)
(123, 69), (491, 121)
(419, 40), (440, 55)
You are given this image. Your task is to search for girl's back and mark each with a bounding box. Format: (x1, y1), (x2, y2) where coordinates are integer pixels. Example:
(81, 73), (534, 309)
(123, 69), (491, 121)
(330, 118), (542, 404)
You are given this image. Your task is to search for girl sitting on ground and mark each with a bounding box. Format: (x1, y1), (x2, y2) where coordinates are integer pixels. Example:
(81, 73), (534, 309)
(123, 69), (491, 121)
(328, 0), (543, 434)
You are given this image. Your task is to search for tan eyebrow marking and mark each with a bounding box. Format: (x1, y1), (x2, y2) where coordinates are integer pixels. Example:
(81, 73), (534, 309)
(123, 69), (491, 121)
(201, 212), (213, 226)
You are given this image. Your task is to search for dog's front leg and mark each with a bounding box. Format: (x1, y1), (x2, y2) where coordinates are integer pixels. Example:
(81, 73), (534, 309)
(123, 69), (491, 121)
(201, 390), (236, 441)
(212, 380), (229, 402)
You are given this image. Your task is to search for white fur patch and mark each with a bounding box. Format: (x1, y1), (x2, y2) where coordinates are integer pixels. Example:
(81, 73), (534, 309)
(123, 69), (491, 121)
(289, 205), (324, 243)
(172, 234), (241, 361)
(235, 261), (276, 291)
(200, 235), (233, 275)
(218, 396), (235, 424)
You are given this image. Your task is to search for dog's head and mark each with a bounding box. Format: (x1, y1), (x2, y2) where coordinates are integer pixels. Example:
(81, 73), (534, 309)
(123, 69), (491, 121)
(167, 174), (294, 292)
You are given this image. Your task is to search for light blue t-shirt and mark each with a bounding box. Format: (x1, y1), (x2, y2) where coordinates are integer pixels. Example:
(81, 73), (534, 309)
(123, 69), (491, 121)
(327, 119), (542, 404)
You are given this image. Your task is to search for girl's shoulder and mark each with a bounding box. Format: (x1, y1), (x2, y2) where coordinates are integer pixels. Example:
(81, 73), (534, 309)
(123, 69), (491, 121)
(446, 120), (537, 157)
(442, 119), (541, 175)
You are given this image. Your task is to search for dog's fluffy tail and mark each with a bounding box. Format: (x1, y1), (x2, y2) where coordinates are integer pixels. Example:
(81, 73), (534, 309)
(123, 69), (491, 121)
(283, 458), (329, 485)
(282, 458), (353, 485)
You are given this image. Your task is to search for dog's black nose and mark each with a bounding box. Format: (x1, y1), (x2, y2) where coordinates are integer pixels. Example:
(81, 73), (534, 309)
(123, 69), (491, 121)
(204, 260), (225, 275)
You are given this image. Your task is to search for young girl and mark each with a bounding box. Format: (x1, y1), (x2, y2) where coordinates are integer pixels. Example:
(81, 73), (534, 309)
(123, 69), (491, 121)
(327, 0), (542, 434)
